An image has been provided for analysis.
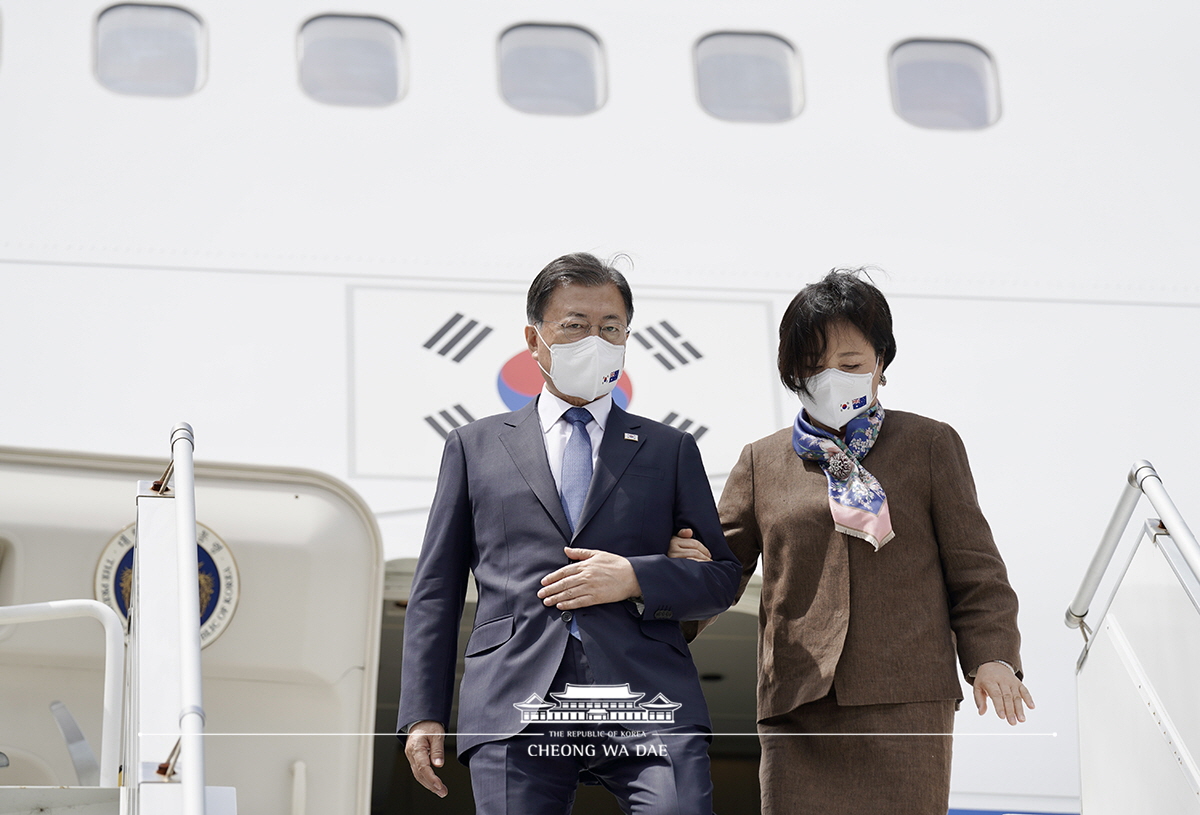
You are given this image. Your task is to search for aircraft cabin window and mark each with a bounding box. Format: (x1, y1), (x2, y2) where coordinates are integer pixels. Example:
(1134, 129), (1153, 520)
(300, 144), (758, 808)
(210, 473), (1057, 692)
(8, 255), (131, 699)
(499, 24), (606, 115)
(889, 39), (1000, 130)
(695, 32), (803, 123)
(95, 4), (204, 97)
(299, 15), (405, 107)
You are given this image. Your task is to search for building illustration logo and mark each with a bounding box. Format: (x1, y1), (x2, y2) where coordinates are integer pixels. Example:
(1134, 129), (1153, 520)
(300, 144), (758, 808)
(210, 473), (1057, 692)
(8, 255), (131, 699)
(514, 684), (681, 723)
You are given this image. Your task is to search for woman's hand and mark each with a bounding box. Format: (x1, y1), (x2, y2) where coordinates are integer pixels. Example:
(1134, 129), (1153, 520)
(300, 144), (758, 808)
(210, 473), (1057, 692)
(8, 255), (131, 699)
(973, 661), (1035, 725)
(667, 527), (712, 561)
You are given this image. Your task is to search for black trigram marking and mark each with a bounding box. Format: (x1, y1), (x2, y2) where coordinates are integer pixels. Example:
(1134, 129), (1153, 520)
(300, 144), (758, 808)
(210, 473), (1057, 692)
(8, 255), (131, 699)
(424, 404), (477, 438)
(632, 321), (702, 371)
(424, 313), (494, 362)
(662, 412), (708, 441)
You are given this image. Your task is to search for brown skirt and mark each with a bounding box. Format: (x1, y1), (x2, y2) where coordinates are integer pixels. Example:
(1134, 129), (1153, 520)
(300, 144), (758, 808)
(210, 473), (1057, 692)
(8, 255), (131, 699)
(758, 691), (955, 815)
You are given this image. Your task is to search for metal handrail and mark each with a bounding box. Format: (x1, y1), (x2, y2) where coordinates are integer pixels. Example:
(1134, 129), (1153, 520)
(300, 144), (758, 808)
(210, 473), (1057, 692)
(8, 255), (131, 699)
(0, 599), (124, 786)
(169, 423), (207, 815)
(1066, 460), (1200, 631)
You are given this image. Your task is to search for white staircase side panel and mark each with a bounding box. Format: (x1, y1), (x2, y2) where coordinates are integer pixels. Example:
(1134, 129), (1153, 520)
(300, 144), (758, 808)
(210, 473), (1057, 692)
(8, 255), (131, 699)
(1077, 536), (1200, 814)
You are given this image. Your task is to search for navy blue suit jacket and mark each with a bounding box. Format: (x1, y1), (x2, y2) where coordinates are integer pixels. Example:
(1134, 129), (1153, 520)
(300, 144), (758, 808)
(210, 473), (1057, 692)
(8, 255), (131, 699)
(397, 399), (741, 756)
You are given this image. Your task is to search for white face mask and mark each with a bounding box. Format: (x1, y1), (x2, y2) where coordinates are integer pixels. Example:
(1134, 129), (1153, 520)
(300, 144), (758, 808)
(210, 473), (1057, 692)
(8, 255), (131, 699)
(535, 329), (626, 403)
(799, 362), (878, 430)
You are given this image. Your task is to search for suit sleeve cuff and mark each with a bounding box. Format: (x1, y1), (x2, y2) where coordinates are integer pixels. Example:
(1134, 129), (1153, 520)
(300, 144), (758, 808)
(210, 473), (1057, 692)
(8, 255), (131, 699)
(969, 659), (1017, 678)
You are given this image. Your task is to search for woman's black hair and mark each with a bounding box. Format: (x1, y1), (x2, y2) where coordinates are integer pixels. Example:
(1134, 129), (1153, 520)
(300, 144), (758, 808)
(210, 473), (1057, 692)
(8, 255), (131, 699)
(778, 268), (897, 397)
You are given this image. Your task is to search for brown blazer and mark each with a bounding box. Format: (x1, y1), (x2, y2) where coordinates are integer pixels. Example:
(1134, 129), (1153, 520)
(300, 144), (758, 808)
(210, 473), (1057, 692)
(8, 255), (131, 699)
(715, 409), (1021, 721)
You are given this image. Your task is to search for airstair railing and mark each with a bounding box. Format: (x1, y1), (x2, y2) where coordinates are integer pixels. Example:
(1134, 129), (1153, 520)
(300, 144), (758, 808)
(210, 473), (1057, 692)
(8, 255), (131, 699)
(0, 599), (124, 786)
(129, 422), (208, 815)
(1065, 459), (1200, 813)
(170, 422), (207, 815)
(1066, 459), (1200, 637)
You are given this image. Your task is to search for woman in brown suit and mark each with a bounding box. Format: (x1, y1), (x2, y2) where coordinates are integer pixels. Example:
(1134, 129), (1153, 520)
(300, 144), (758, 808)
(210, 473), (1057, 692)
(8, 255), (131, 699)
(673, 269), (1034, 814)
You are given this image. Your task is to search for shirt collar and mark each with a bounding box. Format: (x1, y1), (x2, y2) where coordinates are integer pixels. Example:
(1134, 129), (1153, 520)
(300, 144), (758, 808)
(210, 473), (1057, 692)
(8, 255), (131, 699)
(538, 386), (612, 435)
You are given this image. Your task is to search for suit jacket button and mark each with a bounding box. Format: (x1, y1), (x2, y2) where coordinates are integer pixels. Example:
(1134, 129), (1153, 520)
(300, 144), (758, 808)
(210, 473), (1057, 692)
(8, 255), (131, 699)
(655, 610), (671, 620)
(561, 611), (574, 622)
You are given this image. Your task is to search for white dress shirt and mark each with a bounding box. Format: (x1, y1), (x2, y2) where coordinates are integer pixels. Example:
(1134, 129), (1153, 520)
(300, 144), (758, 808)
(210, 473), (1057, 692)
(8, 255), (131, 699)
(537, 386), (611, 492)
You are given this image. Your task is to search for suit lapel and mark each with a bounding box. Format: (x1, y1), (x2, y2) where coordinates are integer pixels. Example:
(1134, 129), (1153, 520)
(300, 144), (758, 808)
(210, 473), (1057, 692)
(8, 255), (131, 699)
(499, 399), (572, 541)
(574, 406), (643, 537)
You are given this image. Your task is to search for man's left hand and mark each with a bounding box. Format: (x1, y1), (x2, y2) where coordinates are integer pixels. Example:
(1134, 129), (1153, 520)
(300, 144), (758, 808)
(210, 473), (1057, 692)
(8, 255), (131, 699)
(538, 547), (643, 609)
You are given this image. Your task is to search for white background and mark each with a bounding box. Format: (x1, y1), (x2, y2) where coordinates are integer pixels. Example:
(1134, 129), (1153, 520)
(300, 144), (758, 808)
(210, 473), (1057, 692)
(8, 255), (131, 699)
(4, 1), (1200, 810)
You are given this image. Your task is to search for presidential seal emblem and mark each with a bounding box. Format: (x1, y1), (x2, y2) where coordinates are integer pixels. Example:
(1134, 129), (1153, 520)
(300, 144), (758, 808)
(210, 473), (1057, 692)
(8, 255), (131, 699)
(94, 522), (240, 648)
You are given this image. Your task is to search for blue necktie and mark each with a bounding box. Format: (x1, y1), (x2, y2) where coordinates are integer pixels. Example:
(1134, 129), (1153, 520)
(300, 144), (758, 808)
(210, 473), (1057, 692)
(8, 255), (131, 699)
(559, 407), (593, 639)
(560, 407), (593, 534)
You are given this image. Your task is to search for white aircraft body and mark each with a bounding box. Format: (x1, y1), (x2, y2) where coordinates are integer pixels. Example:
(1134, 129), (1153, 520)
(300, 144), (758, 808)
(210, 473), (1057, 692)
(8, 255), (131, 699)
(2, 1), (1199, 813)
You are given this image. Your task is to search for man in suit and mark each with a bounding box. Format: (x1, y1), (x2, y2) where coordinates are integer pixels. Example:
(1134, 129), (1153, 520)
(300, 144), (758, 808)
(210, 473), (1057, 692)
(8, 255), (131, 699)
(398, 252), (741, 814)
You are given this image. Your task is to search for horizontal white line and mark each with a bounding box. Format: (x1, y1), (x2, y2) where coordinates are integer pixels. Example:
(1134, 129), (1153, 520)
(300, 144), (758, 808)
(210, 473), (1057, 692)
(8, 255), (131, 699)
(139, 731), (1058, 738)
(2, 256), (1195, 310)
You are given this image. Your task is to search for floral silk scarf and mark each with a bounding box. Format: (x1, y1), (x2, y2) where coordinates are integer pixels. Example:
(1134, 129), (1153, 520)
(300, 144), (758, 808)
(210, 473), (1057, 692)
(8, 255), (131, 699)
(792, 402), (895, 551)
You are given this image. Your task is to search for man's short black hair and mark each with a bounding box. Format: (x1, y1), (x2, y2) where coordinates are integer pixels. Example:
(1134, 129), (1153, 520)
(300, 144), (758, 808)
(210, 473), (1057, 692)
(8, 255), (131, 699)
(526, 252), (634, 325)
(778, 268), (897, 397)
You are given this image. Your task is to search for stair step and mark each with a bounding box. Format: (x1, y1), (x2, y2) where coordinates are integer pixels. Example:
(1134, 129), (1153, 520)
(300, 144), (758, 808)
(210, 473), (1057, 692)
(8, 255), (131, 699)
(0, 786), (119, 815)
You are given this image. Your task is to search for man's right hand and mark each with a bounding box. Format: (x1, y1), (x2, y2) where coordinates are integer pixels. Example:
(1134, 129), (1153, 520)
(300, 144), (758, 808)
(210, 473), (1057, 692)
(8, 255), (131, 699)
(667, 527), (712, 561)
(404, 720), (448, 798)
